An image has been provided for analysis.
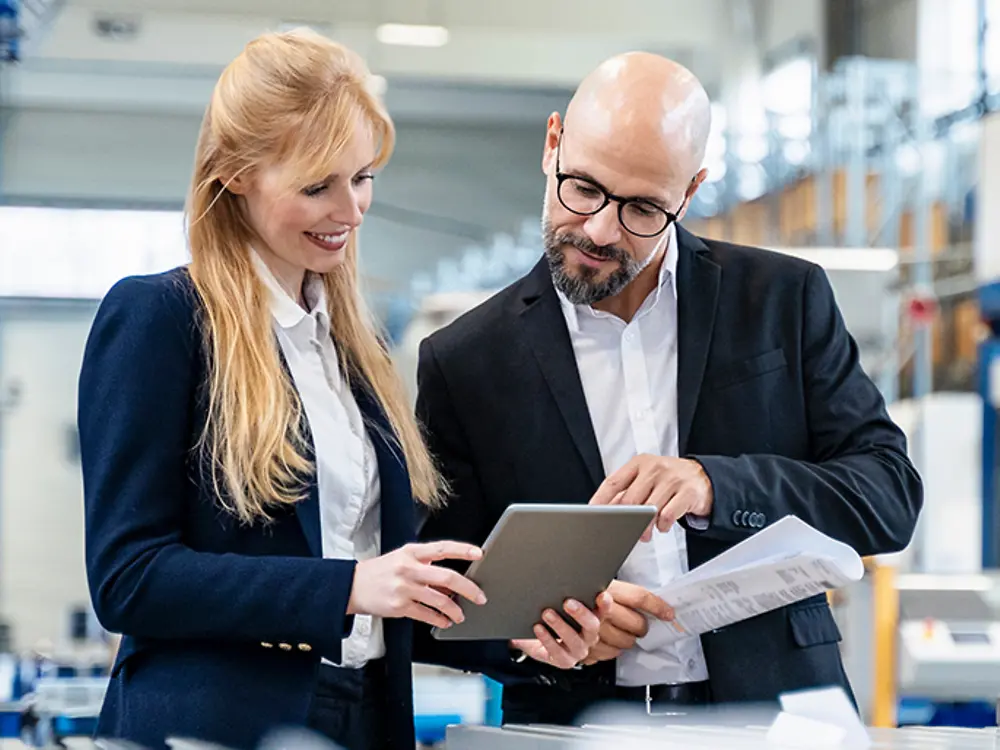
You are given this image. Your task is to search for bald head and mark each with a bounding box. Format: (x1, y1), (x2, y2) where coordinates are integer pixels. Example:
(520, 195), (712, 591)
(565, 51), (711, 182)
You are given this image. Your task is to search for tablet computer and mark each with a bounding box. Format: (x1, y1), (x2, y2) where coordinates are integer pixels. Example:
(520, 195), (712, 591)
(431, 503), (656, 641)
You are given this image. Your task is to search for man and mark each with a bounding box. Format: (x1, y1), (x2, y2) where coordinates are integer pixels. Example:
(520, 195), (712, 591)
(413, 52), (922, 725)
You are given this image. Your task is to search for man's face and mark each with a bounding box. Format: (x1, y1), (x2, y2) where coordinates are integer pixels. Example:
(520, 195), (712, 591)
(541, 193), (654, 306)
(540, 118), (692, 305)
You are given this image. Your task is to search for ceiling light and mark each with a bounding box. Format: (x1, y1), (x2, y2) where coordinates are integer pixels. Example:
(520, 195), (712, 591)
(376, 23), (449, 47)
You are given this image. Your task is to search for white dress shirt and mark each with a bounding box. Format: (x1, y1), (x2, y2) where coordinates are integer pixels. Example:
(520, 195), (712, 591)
(555, 225), (709, 687)
(252, 251), (385, 669)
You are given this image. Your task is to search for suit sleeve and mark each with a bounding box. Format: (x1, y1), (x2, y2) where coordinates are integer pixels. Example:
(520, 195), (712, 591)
(687, 265), (923, 556)
(412, 337), (553, 685)
(80, 276), (356, 663)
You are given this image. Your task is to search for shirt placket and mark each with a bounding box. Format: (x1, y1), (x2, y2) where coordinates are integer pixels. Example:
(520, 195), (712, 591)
(622, 320), (659, 455)
(625, 312), (696, 675)
(307, 317), (371, 661)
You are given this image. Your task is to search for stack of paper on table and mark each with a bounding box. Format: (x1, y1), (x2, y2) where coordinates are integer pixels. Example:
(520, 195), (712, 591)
(630, 515), (864, 651)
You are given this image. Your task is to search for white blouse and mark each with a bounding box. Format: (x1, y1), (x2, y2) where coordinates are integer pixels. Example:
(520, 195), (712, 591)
(252, 251), (384, 668)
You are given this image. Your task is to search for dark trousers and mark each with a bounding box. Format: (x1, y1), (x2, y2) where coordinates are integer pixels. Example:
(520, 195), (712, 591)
(306, 660), (389, 750)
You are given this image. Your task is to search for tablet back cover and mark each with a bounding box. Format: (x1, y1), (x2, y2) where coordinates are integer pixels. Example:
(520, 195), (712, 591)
(432, 504), (654, 641)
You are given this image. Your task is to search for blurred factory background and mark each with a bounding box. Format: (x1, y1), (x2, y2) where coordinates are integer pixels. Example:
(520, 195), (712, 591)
(2, 0), (1000, 744)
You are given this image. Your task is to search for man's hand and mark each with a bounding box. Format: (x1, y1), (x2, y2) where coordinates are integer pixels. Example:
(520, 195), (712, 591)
(511, 593), (612, 669)
(582, 581), (675, 666)
(590, 455), (713, 541)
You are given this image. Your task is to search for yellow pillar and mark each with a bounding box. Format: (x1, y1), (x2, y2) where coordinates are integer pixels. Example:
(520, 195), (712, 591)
(871, 562), (899, 728)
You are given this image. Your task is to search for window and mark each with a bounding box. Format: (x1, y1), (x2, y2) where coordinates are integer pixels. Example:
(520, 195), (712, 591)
(0, 206), (189, 298)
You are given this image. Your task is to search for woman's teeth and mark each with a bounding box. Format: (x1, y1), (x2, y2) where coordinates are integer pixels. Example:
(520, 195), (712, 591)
(308, 231), (348, 244)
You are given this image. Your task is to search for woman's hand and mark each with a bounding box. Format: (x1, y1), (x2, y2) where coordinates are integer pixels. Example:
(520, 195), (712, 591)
(346, 541), (487, 628)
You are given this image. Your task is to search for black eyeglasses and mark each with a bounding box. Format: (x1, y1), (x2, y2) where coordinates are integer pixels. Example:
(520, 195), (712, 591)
(554, 129), (686, 238)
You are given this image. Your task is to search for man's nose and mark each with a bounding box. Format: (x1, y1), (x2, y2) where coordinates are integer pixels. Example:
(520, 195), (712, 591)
(583, 204), (624, 247)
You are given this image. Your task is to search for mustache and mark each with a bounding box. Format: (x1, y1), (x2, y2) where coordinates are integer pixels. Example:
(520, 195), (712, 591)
(553, 232), (629, 263)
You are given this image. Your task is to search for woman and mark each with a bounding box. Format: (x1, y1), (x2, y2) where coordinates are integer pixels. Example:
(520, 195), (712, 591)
(78, 29), (486, 750)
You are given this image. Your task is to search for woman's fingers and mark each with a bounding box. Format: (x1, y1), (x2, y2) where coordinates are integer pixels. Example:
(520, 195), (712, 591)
(420, 564), (487, 606)
(404, 602), (454, 630)
(416, 585), (467, 625)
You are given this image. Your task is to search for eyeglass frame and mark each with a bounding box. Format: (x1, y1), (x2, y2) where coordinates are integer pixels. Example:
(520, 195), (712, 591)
(553, 127), (691, 238)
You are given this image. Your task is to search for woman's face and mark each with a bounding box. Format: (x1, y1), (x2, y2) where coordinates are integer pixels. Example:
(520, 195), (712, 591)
(233, 120), (377, 296)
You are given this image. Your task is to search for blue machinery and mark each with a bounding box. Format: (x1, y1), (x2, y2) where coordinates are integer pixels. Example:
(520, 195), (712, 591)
(0, 0), (19, 62)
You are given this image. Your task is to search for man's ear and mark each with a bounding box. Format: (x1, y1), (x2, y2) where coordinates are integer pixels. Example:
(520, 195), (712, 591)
(676, 169), (708, 222)
(542, 112), (563, 176)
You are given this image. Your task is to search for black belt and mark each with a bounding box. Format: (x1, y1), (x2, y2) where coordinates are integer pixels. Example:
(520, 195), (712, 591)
(613, 680), (711, 710)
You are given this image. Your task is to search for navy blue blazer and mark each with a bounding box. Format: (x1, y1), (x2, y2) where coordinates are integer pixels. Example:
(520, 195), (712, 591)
(78, 267), (417, 750)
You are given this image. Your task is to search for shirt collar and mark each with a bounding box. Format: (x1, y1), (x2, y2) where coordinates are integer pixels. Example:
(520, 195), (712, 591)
(250, 249), (329, 334)
(557, 222), (678, 333)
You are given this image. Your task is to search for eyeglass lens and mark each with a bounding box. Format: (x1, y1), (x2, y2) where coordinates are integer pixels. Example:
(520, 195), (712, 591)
(557, 176), (669, 236)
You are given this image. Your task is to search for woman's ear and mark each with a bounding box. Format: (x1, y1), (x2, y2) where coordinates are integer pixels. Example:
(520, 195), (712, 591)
(223, 167), (252, 195)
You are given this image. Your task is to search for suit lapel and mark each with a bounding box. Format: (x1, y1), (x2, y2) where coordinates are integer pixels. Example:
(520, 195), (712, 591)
(519, 261), (605, 490)
(675, 226), (721, 454)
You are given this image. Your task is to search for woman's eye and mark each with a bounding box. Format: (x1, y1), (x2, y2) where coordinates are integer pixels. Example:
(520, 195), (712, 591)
(353, 172), (374, 186)
(302, 183), (327, 197)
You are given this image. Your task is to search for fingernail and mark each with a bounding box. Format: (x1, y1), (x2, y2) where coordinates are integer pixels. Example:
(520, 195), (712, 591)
(477, 593), (487, 605)
(544, 610), (557, 621)
(566, 600), (581, 612)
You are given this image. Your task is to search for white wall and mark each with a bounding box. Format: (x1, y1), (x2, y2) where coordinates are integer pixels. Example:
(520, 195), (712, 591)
(975, 112), (1000, 283)
(0, 302), (97, 651)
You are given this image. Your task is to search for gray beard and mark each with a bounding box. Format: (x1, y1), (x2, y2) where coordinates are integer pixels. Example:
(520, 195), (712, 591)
(541, 216), (641, 305)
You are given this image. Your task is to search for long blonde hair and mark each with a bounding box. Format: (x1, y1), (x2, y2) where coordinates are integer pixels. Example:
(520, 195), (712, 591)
(186, 29), (444, 523)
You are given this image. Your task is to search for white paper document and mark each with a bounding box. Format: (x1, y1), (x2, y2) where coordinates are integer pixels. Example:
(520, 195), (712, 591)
(636, 515), (864, 651)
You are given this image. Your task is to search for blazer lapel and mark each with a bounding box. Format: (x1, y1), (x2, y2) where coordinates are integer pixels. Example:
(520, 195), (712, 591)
(269, 345), (324, 556)
(675, 225), (721, 455)
(294, 471), (323, 558)
(280, 333), (415, 557)
(352, 380), (415, 553)
(518, 260), (605, 490)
